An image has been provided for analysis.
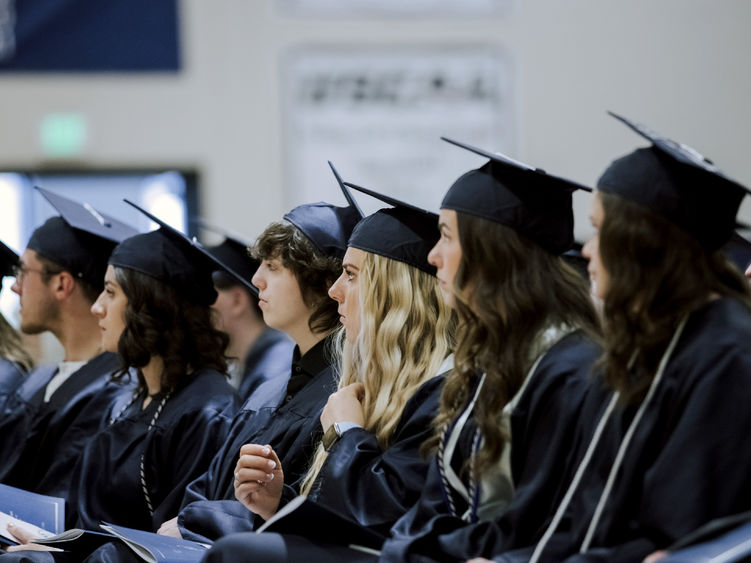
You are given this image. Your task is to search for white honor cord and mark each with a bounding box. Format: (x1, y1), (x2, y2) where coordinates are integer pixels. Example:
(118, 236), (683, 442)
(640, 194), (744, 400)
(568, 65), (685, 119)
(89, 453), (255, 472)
(529, 315), (688, 563)
(579, 315), (687, 552)
(443, 373), (487, 503)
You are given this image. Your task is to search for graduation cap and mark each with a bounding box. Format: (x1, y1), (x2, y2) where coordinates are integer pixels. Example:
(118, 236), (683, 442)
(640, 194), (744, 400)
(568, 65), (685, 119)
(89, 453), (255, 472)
(282, 163), (364, 260)
(0, 240), (19, 279)
(110, 201), (244, 306)
(440, 137), (591, 255)
(342, 181), (439, 276)
(193, 218), (259, 290)
(328, 161), (364, 217)
(598, 112), (751, 250)
(26, 187), (139, 289)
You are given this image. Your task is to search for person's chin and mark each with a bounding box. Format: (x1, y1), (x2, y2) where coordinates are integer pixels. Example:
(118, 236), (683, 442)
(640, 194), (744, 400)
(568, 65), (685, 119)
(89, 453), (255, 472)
(263, 316), (283, 332)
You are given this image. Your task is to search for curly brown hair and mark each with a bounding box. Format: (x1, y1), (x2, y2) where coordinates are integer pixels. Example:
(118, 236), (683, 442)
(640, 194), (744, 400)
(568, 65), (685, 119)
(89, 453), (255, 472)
(425, 212), (601, 476)
(598, 191), (751, 404)
(112, 267), (229, 391)
(251, 221), (341, 335)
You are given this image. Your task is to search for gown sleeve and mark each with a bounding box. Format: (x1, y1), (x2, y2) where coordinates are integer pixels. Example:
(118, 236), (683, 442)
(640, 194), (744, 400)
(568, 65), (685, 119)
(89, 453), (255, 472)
(178, 372), (290, 511)
(148, 400), (238, 530)
(21, 379), (129, 499)
(177, 366), (336, 543)
(379, 456), (468, 563)
(0, 366), (55, 481)
(178, 405), (252, 508)
(308, 375), (444, 537)
(2, 353), (122, 498)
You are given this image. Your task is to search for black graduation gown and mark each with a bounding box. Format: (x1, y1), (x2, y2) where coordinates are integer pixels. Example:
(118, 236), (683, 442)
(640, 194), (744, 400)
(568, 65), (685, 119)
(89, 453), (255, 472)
(65, 368), (238, 533)
(502, 297), (751, 563)
(177, 338), (337, 543)
(196, 371), (452, 563)
(379, 331), (601, 562)
(82, 372), (445, 563)
(236, 328), (294, 402)
(307, 373), (446, 537)
(3, 376), (130, 500)
(0, 352), (120, 495)
(0, 358), (25, 470)
(0, 357), (24, 402)
(0, 365), (54, 484)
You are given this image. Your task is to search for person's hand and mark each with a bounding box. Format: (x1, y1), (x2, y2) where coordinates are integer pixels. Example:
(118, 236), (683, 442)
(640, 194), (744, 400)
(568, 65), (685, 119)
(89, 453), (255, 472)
(234, 444), (284, 521)
(5, 523), (59, 552)
(643, 551), (669, 563)
(156, 517), (182, 538)
(320, 382), (365, 432)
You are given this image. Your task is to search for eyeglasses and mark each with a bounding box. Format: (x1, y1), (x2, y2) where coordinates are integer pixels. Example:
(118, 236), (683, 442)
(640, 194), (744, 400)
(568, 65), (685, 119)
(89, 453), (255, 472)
(12, 264), (63, 283)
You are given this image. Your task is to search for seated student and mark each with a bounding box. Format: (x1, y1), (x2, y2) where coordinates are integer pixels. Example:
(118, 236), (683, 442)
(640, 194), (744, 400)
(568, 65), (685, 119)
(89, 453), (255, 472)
(201, 143), (601, 562)
(377, 140), (601, 562)
(230, 186), (455, 537)
(490, 114), (751, 563)
(0, 241), (33, 403)
(202, 227), (294, 402)
(4, 203), (239, 560)
(154, 185), (362, 544)
(0, 188), (135, 499)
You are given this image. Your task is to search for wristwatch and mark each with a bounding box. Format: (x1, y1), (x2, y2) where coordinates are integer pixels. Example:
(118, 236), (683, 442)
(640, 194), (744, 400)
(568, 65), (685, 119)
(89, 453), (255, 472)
(322, 421), (360, 451)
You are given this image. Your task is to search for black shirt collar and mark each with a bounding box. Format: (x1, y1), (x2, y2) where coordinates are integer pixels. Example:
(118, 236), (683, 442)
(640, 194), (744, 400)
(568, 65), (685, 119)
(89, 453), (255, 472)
(291, 334), (333, 378)
(285, 334), (335, 400)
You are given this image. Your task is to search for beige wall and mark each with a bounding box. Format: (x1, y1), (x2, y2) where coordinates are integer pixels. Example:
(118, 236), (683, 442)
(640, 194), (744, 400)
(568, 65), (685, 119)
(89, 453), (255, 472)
(0, 0), (749, 243)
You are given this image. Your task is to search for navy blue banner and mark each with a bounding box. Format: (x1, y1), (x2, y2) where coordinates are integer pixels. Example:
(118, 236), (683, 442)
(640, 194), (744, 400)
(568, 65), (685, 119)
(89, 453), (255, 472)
(0, 0), (180, 72)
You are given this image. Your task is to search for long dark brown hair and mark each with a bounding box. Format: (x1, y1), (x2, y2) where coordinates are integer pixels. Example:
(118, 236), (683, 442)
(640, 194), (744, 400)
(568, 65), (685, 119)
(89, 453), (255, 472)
(598, 191), (751, 404)
(426, 212), (601, 475)
(112, 267), (229, 391)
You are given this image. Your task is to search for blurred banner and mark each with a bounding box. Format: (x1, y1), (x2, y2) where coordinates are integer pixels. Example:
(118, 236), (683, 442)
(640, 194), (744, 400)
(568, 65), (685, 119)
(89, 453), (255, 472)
(0, 0), (180, 72)
(281, 46), (515, 212)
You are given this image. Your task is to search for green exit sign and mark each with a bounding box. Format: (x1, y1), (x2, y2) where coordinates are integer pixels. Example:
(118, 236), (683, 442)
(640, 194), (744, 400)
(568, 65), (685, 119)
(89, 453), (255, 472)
(40, 114), (87, 157)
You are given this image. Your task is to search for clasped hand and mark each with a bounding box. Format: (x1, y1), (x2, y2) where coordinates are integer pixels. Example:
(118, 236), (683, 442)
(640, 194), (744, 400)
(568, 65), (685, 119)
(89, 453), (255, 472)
(233, 443), (284, 522)
(320, 382), (366, 432)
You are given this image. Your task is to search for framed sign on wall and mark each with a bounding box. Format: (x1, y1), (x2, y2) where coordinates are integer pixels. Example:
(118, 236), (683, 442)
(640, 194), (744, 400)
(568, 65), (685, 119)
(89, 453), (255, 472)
(281, 46), (516, 212)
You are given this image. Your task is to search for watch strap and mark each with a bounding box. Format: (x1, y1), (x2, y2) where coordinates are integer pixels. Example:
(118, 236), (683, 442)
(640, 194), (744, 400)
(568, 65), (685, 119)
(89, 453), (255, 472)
(322, 421), (363, 451)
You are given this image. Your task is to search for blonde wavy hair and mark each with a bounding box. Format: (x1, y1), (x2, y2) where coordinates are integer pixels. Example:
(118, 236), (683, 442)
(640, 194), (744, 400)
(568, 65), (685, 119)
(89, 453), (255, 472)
(0, 312), (33, 372)
(301, 251), (455, 494)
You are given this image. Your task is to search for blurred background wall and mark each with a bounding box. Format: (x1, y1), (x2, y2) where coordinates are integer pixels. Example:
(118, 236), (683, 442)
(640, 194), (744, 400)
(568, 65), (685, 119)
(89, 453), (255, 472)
(1, 0), (749, 232)
(1, 0), (750, 359)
